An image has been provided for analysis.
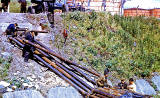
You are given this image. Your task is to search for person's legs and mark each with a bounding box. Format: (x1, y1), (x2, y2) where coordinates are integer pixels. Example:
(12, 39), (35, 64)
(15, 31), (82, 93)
(23, 6), (27, 13)
(22, 47), (26, 57)
(2, 3), (5, 12)
(20, 5), (23, 13)
(21, 3), (27, 13)
(3, 3), (8, 12)
(5, 29), (10, 35)
(24, 51), (30, 62)
(23, 45), (31, 62)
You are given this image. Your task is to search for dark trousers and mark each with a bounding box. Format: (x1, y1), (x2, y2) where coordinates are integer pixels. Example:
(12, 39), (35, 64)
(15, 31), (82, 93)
(6, 29), (16, 37)
(23, 45), (35, 62)
(2, 3), (9, 12)
(20, 3), (27, 13)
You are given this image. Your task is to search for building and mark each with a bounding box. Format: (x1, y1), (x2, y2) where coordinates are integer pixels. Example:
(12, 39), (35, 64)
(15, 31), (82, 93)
(74, 0), (122, 15)
(123, 0), (160, 18)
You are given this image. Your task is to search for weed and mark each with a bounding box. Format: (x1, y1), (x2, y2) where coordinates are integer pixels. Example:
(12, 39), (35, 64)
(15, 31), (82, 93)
(0, 57), (11, 79)
(59, 12), (160, 79)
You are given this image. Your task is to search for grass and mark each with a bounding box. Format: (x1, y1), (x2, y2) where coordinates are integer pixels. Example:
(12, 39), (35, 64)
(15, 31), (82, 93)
(0, 57), (12, 79)
(54, 11), (160, 79)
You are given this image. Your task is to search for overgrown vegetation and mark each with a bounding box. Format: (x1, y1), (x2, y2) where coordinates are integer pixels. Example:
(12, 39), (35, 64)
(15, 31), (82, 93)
(54, 11), (160, 79)
(0, 57), (12, 79)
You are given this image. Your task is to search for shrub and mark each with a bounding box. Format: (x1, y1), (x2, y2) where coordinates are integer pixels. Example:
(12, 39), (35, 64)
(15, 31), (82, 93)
(0, 57), (11, 78)
(57, 12), (160, 79)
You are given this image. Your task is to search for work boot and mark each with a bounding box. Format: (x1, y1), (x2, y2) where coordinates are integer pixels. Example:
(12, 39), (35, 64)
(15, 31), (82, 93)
(24, 58), (29, 63)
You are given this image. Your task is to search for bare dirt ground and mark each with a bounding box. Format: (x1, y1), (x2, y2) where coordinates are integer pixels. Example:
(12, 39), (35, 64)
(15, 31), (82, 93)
(0, 13), (69, 97)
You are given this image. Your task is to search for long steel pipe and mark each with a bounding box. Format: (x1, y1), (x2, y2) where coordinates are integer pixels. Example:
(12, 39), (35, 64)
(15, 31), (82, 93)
(93, 89), (118, 98)
(8, 37), (118, 98)
(8, 37), (147, 98)
(54, 60), (94, 90)
(8, 37), (24, 47)
(15, 37), (52, 58)
(14, 37), (94, 90)
(69, 64), (97, 85)
(54, 61), (97, 85)
(9, 37), (90, 96)
(38, 55), (90, 92)
(33, 39), (100, 77)
(33, 54), (88, 96)
(35, 55), (104, 98)
(34, 50), (93, 91)
(16, 37), (97, 86)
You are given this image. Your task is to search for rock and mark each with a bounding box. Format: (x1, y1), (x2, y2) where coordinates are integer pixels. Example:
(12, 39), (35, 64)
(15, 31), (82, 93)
(107, 79), (113, 87)
(0, 85), (6, 93)
(0, 81), (10, 87)
(40, 67), (48, 72)
(3, 90), (44, 98)
(28, 83), (34, 88)
(13, 71), (20, 76)
(0, 23), (10, 32)
(151, 75), (160, 91)
(6, 88), (13, 92)
(0, 85), (6, 98)
(151, 72), (159, 76)
(27, 77), (34, 82)
(31, 75), (36, 79)
(1, 52), (12, 59)
(136, 79), (156, 95)
(22, 83), (29, 89)
(47, 86), (82, 98)
(73, 26), (77, 29)
(34, 84), (39, 90)
(11, 86), (17, 91)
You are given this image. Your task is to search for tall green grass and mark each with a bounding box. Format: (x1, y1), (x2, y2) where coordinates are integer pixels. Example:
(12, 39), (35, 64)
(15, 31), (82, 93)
(54, 11), (160, 79)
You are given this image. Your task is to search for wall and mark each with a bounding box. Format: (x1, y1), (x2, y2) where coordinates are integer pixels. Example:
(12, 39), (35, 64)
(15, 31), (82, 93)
(124, 8), (160, 18)
(75, 0), (121, 15)
(151, 8), (160, 18)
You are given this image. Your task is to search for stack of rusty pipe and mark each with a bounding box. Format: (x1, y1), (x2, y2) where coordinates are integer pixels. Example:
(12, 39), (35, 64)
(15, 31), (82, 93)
(8, 36), (127, 98)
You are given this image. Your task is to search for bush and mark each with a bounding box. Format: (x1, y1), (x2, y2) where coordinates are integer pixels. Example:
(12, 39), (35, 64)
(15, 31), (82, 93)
(56, 12), (160, 79)
(0, 57), (11, 79)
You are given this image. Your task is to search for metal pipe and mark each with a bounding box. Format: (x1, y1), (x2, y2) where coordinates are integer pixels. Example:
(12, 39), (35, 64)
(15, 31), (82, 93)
(30, 30), (48, 33)
(34, 39), (52, 50)
(8, 37), (24, 47)
(54, 61), (93, 90)
(88, 95), (99, 98)
(69, 64), (97, 85)
(12, 38), (95, 90)
(37, 49), (52, 58)
(93, 89), (118, 98)
(33, 39), (100, 77)
(15, 37), (95, 89)
(33, 54), (88, 96)
(15, 37), (51, 58)
(34, 39), (97, 84)
(9, 38), (91, 95)
(38, 54), (91, 92)
(95, 94), (107, 98)
(8, 37), (120, 98)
